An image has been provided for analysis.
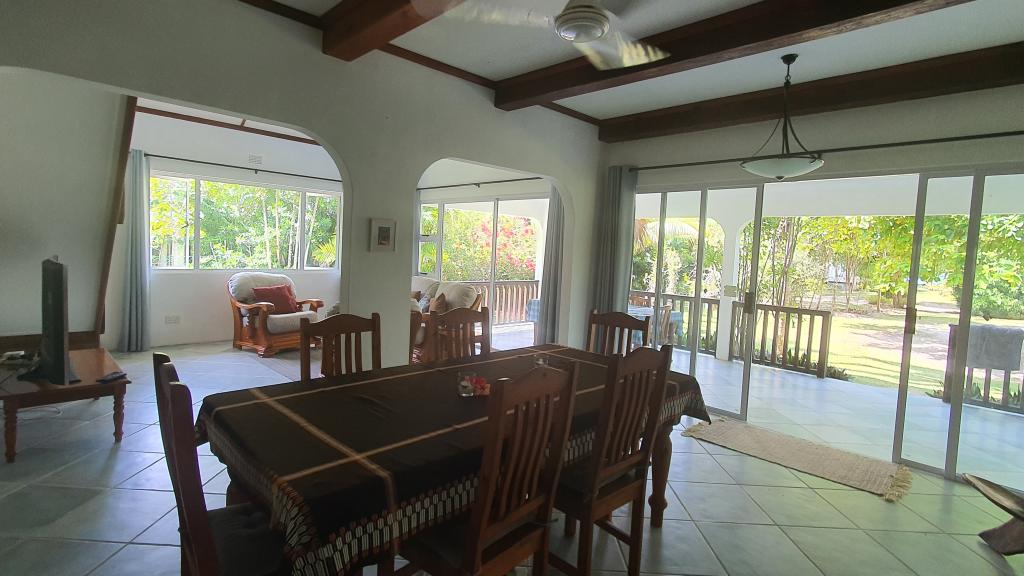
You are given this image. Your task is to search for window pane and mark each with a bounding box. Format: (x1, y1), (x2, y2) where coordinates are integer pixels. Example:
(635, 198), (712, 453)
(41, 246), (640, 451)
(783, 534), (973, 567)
(304, 193), (340, 268)
(419, 241), (437, 275)
(420, 204), (438, 237)
(199, 181), (301, 269)
(441, 202), (494, 282)
(149, 176), (194, 268)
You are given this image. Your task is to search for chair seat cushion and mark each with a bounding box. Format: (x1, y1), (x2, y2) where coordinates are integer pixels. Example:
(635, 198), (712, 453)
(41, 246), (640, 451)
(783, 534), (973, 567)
(438, 281), (479, 309)
(208, 504), (286, 576)
(401, 513), (544, 573)
(266, 311), (318, 334)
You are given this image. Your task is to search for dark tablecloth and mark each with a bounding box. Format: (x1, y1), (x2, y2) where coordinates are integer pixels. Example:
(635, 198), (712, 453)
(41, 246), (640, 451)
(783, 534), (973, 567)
(196, 344), (709, 575)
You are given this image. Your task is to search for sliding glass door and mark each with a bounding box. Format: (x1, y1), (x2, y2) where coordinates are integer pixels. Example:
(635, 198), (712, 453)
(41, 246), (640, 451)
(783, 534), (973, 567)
(418, 196), (549, 350)
(628, 187), (763, 419)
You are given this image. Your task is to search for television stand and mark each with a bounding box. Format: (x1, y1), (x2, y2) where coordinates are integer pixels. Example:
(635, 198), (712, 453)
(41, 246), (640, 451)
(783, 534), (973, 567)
(1, 348), (129, 463)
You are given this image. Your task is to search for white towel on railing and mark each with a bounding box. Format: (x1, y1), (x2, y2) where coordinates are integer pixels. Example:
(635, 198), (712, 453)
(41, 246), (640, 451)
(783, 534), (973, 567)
(967, 324), (1024, 371)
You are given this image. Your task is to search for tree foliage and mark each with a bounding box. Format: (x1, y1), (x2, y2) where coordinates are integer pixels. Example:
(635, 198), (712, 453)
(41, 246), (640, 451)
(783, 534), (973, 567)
(437, 207), (540, 281)
(149, 176), (339, 270)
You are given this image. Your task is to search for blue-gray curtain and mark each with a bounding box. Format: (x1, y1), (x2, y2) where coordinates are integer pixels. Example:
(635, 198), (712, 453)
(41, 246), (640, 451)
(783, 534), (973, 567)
(119, 149), (150, 352)
(537, 188), (564, 343)
(591, 165), (637, 313)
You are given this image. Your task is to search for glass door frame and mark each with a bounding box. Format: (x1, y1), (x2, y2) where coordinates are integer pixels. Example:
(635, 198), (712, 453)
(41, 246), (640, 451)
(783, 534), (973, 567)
(414, 192), (551, 342)
(631, 185), (765, 421)
(893, 165), (1024, 479)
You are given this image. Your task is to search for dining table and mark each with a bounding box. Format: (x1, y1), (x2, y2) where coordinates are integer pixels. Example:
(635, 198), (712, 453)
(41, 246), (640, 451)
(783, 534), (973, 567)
(196, 344), (710, 576)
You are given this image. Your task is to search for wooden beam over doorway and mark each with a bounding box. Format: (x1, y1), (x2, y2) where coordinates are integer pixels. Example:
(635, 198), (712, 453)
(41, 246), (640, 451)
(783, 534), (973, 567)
(322, 0), (465, 61)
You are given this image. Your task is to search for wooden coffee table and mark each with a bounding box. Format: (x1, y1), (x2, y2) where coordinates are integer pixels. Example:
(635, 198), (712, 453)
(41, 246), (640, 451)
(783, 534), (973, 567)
(1, 348), (130, 463)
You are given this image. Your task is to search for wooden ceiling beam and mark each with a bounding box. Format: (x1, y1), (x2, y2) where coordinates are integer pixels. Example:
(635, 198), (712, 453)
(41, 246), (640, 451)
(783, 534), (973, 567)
(495, 0), (974, 111)
(598, 42), (1024, 143)
(322, 0), (465, 61)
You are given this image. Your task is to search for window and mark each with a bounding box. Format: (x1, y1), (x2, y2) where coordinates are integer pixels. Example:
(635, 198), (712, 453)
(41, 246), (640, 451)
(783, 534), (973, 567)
(149, 176), (194, 268)
(149, 173), (340, 270)
(304, 192), (340, 268)
(418, 203), (439, 276)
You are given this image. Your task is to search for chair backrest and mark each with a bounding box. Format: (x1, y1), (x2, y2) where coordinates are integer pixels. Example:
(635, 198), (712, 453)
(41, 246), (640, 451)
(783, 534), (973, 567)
(227, 271), (295, 304)
(153, 354), (219, 576)
(585, 309), (650, 355)
(428, 306), (491, 362)
(586, 345), (672, 494)
(657, 303), (673, 345)
(464, 364), (577, 573)
(300, 313), (381, 381)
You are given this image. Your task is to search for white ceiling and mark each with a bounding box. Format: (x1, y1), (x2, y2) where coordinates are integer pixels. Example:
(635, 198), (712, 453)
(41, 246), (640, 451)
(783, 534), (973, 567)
(269, 0), (1024, 123)
(556, 0), (1024, 119)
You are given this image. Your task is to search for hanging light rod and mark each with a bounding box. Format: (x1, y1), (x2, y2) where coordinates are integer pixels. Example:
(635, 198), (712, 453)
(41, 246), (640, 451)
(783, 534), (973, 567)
(739, 54), (823, 180)
(631, 130), (1024, 173)
(417, 176), (542, 191)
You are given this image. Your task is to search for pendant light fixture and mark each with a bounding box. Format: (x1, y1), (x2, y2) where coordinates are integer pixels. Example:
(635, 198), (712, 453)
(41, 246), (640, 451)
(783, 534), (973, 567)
(740, 54), (824, 180)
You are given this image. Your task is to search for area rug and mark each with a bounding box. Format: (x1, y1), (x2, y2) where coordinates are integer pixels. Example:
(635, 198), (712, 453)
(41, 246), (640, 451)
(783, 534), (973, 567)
(684, 419), (913, 502)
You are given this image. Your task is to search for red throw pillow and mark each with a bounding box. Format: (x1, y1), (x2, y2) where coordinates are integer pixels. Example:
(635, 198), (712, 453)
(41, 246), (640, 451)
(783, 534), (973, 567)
(251, 284), (299, 314)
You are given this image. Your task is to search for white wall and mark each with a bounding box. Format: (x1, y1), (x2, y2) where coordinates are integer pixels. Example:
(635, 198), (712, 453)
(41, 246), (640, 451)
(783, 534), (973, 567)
(0, 69), (128, 336)
(101, 113), (345, 347)
(0, 0), (603, 365)
(607, 85), (1024, 192)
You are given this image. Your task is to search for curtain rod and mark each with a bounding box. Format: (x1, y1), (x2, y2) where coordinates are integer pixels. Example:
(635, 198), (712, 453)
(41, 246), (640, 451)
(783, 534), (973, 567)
(631, 130), (1024, 173)
(417, 176), (542, 192)
(144, 153), (343, 183)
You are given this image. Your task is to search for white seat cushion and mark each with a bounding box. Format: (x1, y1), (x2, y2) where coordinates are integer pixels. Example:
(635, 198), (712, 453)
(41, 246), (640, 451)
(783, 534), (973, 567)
(266, 310), (317, 334)
(229, 272), (296, 304)
(438, 281), (479, 309)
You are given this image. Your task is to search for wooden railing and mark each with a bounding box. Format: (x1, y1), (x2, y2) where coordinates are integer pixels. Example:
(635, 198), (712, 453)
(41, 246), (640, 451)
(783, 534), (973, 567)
(729, 301), (832, 378)
(627, 291), (720, 353)
(463, 280), (540, 325)
(943, 324), (1024, 414)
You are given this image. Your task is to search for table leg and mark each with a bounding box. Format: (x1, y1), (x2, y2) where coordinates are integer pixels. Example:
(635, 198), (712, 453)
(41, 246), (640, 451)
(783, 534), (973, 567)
(4, 400), (17, 463)
(648, 421), (674, 528)
(112, 390), (125, 443)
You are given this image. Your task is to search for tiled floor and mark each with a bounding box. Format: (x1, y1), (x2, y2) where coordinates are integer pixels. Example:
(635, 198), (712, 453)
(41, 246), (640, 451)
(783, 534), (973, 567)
(673, 348), (1024, 492)
(0, 341), (1020, 575)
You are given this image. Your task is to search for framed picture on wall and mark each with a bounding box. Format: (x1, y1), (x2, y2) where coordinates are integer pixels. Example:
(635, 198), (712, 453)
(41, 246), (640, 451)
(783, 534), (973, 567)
(370, 218), (397, 252)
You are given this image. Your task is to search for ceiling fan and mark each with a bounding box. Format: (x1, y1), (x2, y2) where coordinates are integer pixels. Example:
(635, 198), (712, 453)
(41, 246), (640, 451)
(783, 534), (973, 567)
(415, 0), (670, 71)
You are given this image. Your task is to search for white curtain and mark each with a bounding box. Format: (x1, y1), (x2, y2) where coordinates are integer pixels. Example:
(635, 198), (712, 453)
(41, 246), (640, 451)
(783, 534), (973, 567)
(119, 149), (150, 352)
(591, 165), (637, 313)
(537, 188), (564, 343)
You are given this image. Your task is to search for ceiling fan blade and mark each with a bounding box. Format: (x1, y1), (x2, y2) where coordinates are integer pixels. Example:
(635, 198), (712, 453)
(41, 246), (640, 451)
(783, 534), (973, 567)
(419, 0), (554, 28)
(574, 28), (668, 70)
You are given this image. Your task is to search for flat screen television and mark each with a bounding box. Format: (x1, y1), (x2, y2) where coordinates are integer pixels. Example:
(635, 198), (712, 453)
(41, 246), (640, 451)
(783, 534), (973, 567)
(21, 257), (78, 384)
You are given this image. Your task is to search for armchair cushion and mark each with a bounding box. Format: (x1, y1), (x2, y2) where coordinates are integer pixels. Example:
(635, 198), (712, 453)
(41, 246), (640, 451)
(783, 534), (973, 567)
(438, 281), (479, 309)
(266, 310), (318, 334)
(251, 284), (299, 314)
(411, 276), (440, 301)
(229, 272), (296, 304)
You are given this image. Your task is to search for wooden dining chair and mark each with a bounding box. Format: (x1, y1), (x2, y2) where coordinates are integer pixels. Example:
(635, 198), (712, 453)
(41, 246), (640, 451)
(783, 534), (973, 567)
(397, 364), (578, 576)
(153, 354), (287, 576)
(551, 345), (672, 576)
(585, 310), (650, 356)
(300, 313), (382, 382)
(426, 306), (492, 363)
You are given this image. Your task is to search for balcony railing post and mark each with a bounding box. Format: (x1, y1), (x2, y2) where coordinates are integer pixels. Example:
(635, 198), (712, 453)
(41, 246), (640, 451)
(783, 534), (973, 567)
(817, 311), (831, 379)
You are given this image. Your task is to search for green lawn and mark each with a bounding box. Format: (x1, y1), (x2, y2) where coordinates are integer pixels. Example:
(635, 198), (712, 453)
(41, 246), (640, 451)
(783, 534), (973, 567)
(822, 286), (1022, 401)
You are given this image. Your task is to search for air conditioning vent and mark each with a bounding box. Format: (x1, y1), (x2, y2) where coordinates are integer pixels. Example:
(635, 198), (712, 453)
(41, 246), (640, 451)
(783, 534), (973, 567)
(247, 154), (263, 165)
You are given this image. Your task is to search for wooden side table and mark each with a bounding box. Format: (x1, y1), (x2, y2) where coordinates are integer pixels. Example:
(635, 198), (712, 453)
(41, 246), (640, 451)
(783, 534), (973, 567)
(1, 348), (129, 463)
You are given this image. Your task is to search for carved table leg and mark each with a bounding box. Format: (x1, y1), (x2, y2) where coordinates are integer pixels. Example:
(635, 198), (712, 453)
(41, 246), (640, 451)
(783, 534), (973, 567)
(648, 421), (674, 528)
(980, 518), (1024, 555)
(112, 389), (125, 442)
(4, 400), (17, 463)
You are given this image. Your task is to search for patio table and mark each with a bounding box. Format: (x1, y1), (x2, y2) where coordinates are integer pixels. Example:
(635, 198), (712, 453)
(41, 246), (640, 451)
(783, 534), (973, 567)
(196, 344), (709, 576)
